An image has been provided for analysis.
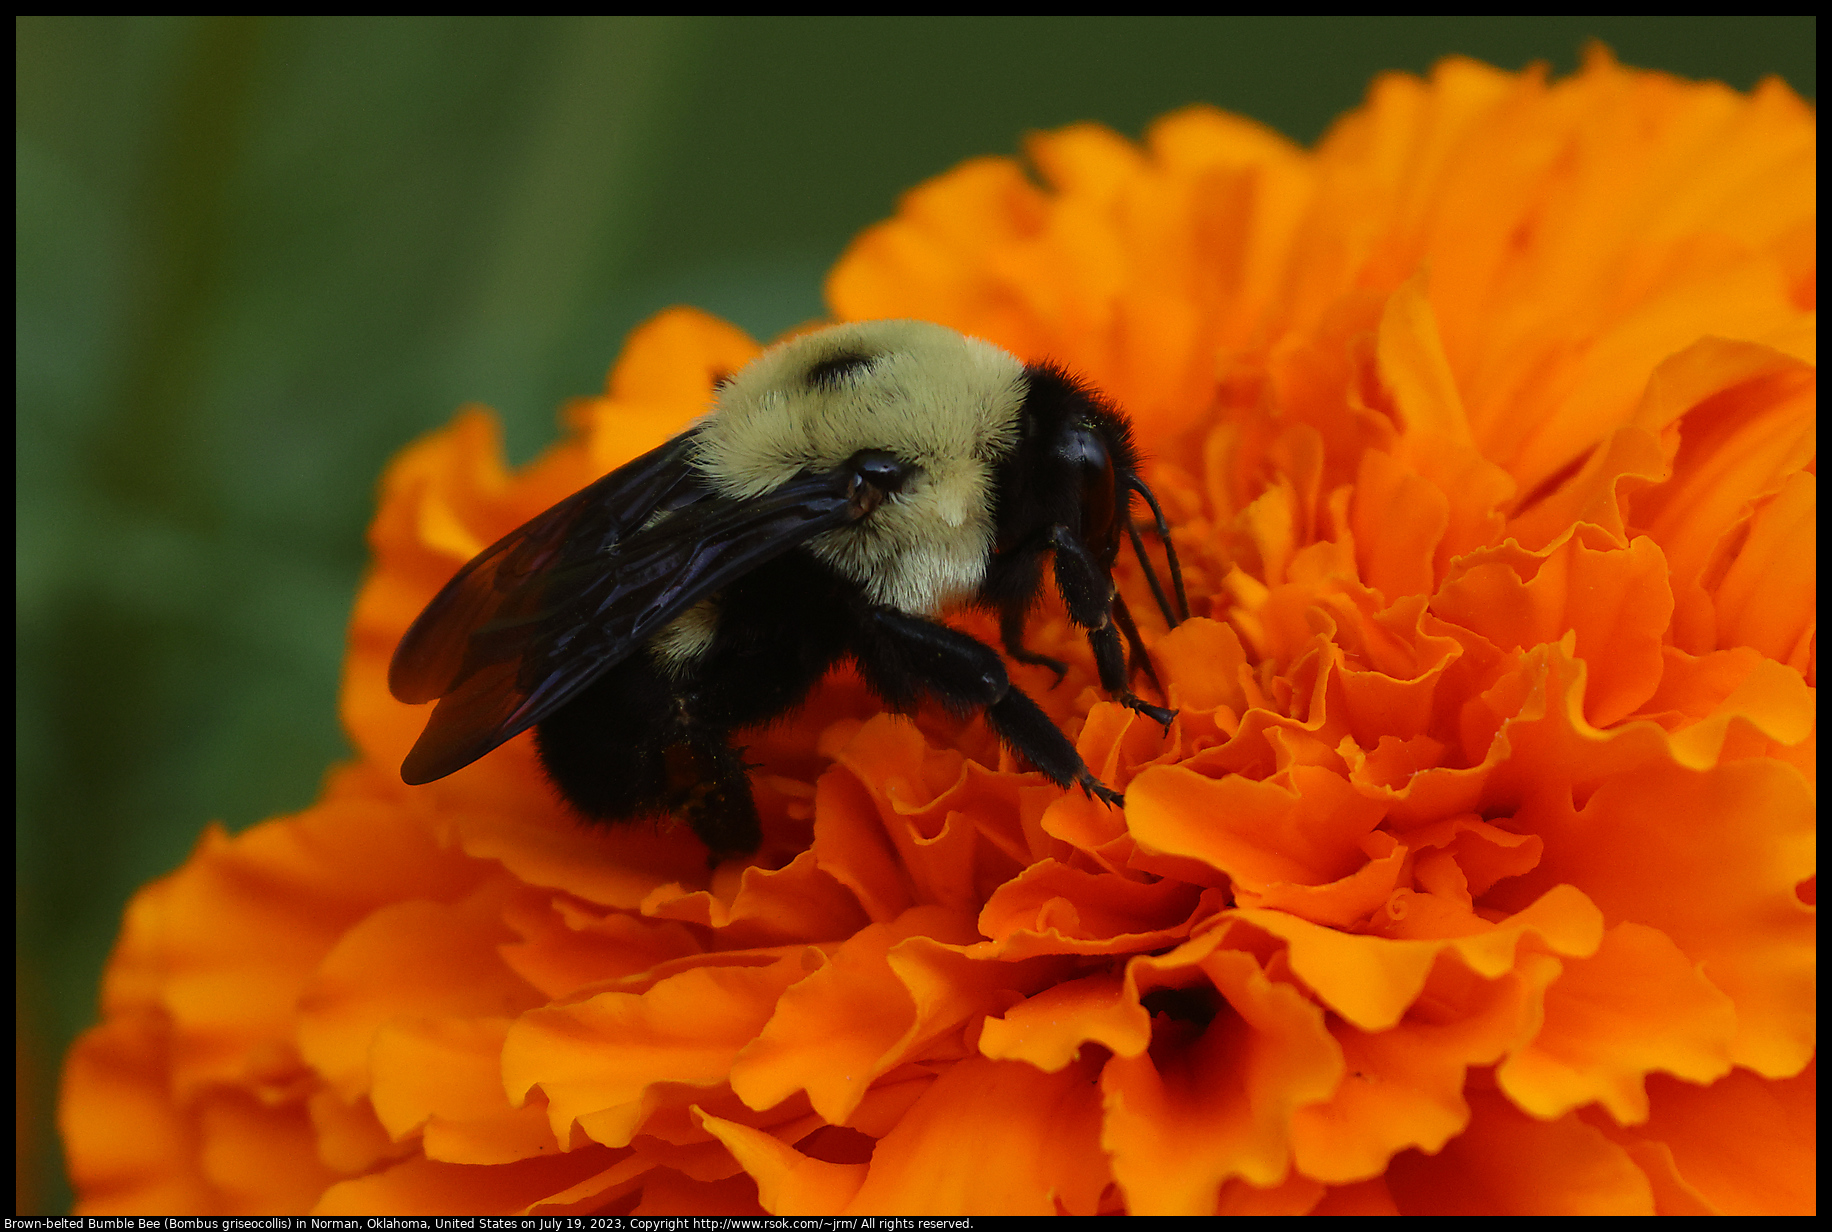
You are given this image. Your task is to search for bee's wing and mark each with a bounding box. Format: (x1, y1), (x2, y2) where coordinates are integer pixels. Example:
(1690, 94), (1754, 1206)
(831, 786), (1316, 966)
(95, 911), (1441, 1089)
(395, 460), (857, 785)
(388, 428), (707, 706)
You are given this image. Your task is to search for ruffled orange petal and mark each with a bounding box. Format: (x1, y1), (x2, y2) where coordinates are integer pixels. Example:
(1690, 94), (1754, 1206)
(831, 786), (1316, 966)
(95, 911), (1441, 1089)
(978, 972), (1151, 1072)
(976, 857), (1210, 957)
(1125, 763), (1385, 894)
(503, 953), (811, 1148)
(1289, 948), (1540, 1182)
(61, 1014), (219, 1214)
(1713, 468), (1815, 673)
(1604, 1062), (1818, 1215)
(640, 849), (871, 946)
(1101, 941), (1342, 1214)
(1236, 883), (1603, 1031)
(1501, 756), (1815, 1077)
(369, 1016), (562, 1164)
(1384, 1090), (1654, 1214)
(1497, 922), (1735, 1123)
(314, 1149), (624, 1216)
(497, 890), (705, 1000)
(730, 911), (968, 1125)
(696, 1109), (868, 1215)
(842, 1054), (1110, 1215)
(296, 884), (542, 1101)
(734, 912), (1068, 1127)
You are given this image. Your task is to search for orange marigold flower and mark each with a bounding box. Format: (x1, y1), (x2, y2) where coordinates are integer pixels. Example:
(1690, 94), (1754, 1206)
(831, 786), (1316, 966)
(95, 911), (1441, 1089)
(62, 50), (1814, 1216)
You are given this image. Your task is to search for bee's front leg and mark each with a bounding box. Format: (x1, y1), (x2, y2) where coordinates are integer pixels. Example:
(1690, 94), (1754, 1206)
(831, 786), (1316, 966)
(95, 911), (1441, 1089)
(1045, 525), (1176, 730)
(850, 605), (1122, 808)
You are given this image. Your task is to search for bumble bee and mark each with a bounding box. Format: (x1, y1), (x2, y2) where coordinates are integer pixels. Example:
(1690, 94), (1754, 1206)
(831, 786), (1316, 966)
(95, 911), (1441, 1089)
(389, 320), (1188, 859)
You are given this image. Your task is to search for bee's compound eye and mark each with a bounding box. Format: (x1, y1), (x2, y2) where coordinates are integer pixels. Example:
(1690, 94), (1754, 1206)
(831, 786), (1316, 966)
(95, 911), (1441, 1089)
(851, 450), (908, 493)
(844, 450), (910, 517)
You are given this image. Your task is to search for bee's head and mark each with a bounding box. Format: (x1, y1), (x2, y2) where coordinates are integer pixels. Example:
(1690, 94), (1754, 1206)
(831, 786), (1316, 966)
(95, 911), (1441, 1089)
(692, 320), (1028, 613)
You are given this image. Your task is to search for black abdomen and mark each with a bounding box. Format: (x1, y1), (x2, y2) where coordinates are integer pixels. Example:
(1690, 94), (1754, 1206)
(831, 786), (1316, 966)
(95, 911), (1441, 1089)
(532, 548), (858, 854)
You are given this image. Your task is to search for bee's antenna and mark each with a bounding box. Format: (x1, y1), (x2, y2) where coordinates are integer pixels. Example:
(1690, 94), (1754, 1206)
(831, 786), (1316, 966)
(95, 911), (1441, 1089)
(1127, 519), (1177, 628)
(1126, 480), (1189, 624)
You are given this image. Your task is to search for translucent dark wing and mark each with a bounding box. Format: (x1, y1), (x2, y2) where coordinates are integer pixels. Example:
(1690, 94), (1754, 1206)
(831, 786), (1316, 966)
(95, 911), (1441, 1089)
(396, 462), (858, 785)
(389, 428), (707, 706)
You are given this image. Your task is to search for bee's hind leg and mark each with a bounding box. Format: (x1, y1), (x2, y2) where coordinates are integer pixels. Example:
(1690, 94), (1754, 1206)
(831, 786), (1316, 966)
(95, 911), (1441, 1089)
(665, 734), (762, 864)
(532, 661), (762, 862)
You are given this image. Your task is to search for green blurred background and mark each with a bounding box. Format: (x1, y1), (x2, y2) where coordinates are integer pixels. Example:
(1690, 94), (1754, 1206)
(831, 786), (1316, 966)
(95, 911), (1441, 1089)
(15, 16), (1814, 1213)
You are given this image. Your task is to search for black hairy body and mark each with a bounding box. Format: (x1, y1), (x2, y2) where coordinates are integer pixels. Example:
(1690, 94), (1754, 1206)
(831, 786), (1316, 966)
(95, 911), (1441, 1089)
(531, 550), (852, 852)
(390, 321), (1187, 860)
